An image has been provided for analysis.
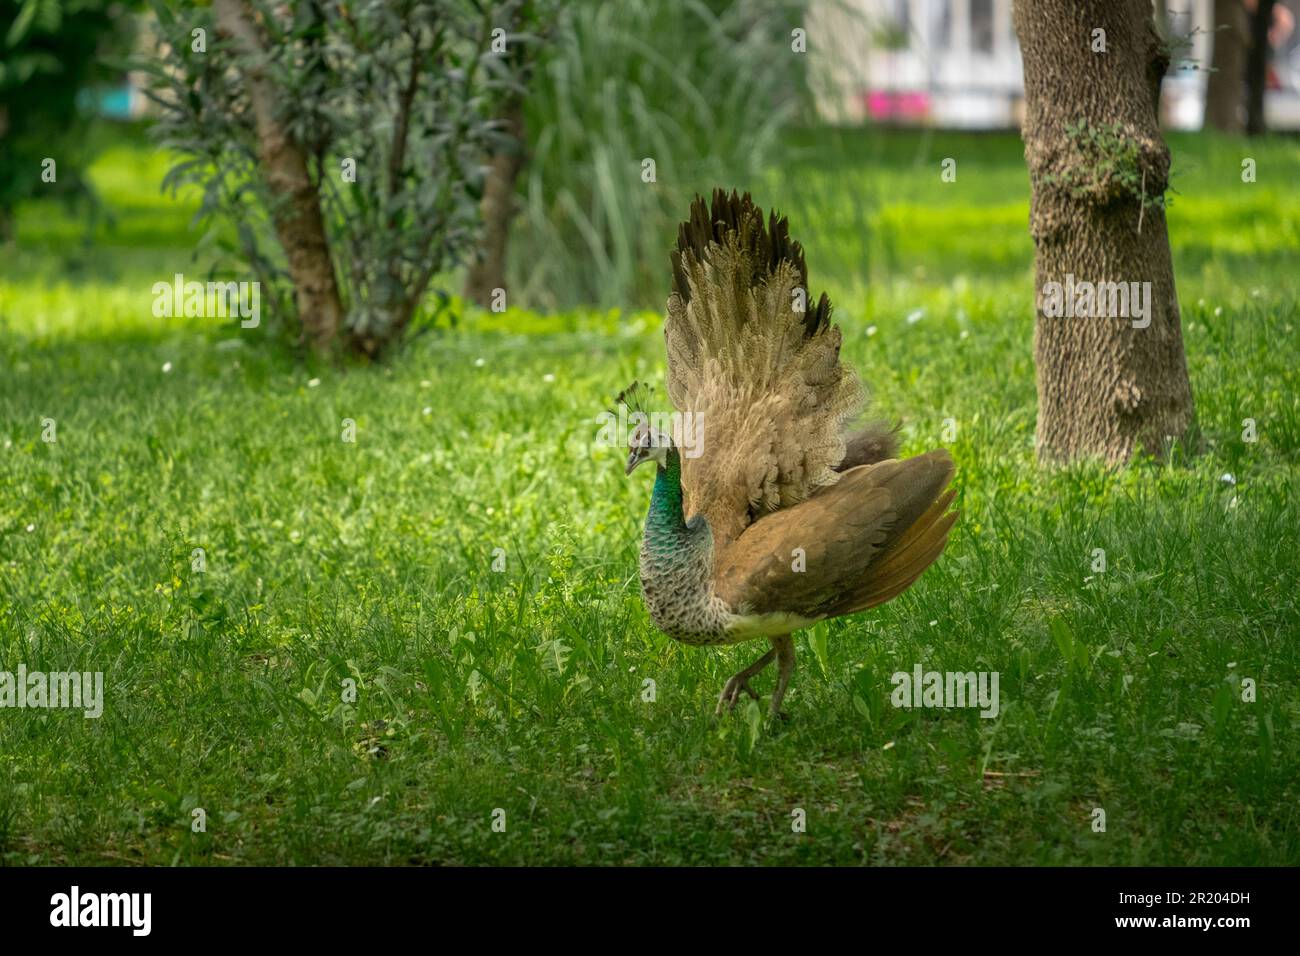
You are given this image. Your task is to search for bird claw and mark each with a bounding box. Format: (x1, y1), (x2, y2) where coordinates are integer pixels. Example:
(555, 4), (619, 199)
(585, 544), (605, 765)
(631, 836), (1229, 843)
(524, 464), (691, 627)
(715, 675), (761, 715)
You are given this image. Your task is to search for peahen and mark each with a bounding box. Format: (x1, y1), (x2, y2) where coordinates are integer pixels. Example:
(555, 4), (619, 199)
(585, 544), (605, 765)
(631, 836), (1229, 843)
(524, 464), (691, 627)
(622, 189), (957, 717)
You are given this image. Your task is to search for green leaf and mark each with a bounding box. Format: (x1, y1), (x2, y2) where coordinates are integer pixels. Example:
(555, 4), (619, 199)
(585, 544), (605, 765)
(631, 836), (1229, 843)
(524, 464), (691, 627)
(807, 626), (830, 678)
(1211, 682), (1233, 735)
(6, 0), (40, 48)
(1049, 617), (1075, 663)
(743, 699), (764, 746)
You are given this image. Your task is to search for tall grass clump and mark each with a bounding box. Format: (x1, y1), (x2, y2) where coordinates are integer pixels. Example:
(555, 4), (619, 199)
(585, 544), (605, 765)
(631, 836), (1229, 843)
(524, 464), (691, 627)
(513, 0), (811, 310)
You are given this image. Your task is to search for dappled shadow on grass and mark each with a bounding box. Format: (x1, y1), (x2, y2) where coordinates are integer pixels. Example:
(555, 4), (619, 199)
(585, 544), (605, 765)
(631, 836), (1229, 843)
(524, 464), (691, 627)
(13, 203), (206, 261)
(1172, 245), (1300, 286)
(0, 325), (293, 408)
(1, 246), (200, 291)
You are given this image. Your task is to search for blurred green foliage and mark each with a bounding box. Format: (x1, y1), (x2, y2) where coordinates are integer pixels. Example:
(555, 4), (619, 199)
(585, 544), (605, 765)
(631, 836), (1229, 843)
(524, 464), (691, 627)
(0, 0), (136, 239)
(512, 0), (813, 310)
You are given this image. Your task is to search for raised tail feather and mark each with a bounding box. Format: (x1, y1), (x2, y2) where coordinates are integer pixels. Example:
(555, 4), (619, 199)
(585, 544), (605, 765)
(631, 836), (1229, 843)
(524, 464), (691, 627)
(665, 190), (867, 548)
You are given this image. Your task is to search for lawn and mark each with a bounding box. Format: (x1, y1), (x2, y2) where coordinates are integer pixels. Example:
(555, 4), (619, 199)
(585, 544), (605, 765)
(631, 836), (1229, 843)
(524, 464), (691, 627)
(0, 126), (1297, 865)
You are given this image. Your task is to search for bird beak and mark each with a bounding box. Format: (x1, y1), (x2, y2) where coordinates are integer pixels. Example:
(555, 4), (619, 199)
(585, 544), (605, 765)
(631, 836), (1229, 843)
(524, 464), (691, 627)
(625, 449), (644, 476)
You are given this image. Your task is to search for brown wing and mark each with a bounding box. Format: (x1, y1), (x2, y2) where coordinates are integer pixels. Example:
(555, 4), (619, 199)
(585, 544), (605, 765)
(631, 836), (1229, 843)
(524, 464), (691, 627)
(713, 450), (957, 620)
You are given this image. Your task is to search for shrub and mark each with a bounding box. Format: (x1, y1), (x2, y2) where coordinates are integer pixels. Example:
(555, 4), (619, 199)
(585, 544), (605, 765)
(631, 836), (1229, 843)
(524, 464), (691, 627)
(145, 0), (538, 357)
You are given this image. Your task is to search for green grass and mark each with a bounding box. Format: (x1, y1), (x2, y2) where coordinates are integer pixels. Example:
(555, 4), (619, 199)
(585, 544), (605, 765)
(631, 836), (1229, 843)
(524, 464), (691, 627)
(0, 124), (1298, 865)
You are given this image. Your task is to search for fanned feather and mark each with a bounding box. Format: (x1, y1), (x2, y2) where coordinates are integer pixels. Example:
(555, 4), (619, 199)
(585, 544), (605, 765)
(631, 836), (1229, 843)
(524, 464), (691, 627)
(665, 190), (863, 548)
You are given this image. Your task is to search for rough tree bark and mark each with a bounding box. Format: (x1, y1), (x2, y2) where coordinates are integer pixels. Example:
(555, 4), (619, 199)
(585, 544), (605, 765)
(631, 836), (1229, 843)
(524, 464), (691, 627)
(1014, 0), (1195, 464)
(1204, 0), (1247, 132)
(1244, 0), (1278, 135)
(463, 100), (526, 308)
(213, 0), (344, 353)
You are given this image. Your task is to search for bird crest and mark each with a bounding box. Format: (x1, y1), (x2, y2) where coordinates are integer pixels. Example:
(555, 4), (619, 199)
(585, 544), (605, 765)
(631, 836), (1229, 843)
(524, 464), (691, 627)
(611, 380), (654, 420)
(612, 380), (671, 451)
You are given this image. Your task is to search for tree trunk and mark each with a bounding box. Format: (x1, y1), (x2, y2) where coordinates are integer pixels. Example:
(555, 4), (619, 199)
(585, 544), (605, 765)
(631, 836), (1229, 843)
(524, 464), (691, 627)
(1204, 0), (1247, 132)
(1244, 0), (1277, 135)
(1014, 0), (1195, 464)
(213, 0), (344, 353)
(463, 100), (527, 308)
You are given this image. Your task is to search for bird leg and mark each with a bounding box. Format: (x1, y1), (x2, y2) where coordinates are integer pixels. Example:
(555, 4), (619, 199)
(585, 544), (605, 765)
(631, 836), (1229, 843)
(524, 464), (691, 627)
(716, 647), (776, 715)
(769, 634), (795, 719)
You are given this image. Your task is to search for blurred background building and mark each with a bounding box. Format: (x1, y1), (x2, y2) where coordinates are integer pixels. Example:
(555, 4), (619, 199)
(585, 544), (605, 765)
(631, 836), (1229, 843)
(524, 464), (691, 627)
(810, 0), (1300, 129)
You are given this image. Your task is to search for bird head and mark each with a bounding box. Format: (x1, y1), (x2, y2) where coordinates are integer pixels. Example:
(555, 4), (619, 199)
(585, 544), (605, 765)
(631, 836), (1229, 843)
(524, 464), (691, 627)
(625, 418), (673, 475)
(614, 380), (672, 476)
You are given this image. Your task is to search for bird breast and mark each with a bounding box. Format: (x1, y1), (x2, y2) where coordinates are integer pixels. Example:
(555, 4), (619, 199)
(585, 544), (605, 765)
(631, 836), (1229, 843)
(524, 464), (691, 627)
(638, 524), (735, 646)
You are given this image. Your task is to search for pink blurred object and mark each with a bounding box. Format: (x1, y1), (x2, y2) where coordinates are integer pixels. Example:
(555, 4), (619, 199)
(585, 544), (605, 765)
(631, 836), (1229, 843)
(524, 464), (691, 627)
(863, 90), (932, 122)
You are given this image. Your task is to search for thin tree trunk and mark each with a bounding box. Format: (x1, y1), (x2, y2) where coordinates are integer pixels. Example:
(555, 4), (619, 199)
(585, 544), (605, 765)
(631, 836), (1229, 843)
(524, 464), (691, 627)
(213, 0), (343, 353)
(1205, 0), (1247, 132)
(1014, 0), (1195, 464)
(463, 101), (527, 307)
(1244, 0), (1277, 135)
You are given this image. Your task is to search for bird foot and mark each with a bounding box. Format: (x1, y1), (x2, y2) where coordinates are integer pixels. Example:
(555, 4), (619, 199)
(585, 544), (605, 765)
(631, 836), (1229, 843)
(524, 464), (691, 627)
(715, 674), (761, 715)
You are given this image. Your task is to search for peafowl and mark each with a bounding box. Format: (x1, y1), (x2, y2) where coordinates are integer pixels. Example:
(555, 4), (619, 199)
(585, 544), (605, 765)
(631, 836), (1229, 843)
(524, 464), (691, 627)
(622, 189), (957, 717)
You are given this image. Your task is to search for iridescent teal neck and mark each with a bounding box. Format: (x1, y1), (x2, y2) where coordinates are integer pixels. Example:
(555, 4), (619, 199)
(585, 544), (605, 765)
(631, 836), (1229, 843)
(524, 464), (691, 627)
(647, 446), (686, 534)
